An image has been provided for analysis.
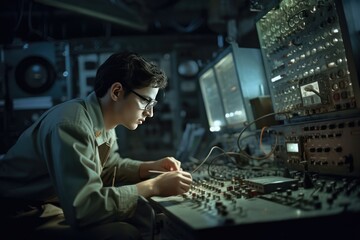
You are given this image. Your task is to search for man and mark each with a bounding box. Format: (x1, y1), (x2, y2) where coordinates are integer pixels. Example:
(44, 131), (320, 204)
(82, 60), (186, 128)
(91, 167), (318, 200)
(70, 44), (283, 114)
(0, 52), (193, 239)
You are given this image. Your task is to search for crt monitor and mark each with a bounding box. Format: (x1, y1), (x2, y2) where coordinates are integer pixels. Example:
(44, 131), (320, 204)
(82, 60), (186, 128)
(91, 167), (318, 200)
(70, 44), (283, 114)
(199, 44), (268, 133)
(199, 67), (226, 132)
(199, 50), (249, 133)
(213, 51), (248, 130)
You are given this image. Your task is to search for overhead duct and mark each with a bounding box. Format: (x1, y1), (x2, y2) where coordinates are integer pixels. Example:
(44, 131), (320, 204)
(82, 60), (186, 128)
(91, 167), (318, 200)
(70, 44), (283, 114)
(35, 0), (148, 31)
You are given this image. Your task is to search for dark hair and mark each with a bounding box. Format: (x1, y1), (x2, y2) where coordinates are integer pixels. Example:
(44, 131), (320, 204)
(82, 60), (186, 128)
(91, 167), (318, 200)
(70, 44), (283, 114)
(94, 52), (168, 98)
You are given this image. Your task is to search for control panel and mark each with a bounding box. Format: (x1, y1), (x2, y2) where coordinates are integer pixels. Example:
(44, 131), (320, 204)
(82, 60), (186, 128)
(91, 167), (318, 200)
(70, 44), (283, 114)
(272, 116), (360, 177)
(149, 1), (360, 239)
(256, 0), (360, 120)
(150, 164), (360, 239)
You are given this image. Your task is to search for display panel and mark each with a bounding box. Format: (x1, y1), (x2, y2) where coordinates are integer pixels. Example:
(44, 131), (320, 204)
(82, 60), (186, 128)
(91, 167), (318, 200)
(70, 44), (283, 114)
(199, 44), (269, 133)
(214, 52), (248, 127)
(199, 68), (226, 132)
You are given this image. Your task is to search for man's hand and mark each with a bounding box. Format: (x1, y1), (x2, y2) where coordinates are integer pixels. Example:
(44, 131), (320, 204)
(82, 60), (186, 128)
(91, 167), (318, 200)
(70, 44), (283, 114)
(139, 156), (182, 179)
(136, 170), (192, 198)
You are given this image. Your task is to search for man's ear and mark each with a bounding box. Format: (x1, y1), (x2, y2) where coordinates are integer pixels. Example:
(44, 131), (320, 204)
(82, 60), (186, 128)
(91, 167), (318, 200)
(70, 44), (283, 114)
(110, 82), (123, 101)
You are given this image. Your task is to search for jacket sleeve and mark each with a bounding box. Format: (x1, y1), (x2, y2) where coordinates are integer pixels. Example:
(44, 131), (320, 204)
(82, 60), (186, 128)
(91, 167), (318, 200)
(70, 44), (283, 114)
(45, 122), (139, 228)
(101, 129), (143, 186)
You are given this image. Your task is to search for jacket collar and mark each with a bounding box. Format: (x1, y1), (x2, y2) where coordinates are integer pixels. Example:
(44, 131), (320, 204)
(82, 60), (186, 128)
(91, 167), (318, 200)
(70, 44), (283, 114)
(84, 91), (109, 146)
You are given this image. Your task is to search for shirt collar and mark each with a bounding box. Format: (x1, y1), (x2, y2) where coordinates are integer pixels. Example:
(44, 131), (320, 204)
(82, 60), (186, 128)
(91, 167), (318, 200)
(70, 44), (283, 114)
(85, 91), (109, 146)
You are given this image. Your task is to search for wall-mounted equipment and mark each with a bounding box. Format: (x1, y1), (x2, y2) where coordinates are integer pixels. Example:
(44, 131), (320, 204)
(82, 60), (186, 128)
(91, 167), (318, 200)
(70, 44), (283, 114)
(0, 41), (71, 154)
(2, 41), (71, 105)
(198, 43), (269, 133)
(256, 0), (360, 121)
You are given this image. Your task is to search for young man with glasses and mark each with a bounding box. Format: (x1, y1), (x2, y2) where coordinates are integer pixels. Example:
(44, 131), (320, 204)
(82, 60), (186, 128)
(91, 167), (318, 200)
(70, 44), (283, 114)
(0, 52), (192, 239)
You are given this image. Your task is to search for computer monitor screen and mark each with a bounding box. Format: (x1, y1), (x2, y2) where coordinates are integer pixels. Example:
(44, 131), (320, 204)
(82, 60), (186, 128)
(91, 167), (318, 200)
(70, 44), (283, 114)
(214, 52), (247, 128)
(199, 68), (226, 132)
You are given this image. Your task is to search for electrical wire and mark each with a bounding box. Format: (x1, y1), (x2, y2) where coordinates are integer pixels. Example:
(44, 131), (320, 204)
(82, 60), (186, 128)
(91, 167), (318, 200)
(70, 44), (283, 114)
(191, 146), (227, 174)
(304, 86), (327, 103)
(27, 0), (53, 41)
(191, 112), (290, 177)
(259, 126), (268, 155)
(206, 151), (250, 180)
(13, 0), (25, 32)
(190, 144), (250, 181)
(236, 112), (289, 161)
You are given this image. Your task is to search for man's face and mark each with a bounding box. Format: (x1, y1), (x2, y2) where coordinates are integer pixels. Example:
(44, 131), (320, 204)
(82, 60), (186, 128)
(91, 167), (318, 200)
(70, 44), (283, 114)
(115, 86), (159, 130)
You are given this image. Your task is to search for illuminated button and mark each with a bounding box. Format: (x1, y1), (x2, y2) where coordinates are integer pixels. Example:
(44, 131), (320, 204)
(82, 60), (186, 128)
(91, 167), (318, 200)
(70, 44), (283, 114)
(286, 189), (292, 196)
(327, 62), (336, 68)
(336, 58), (343, 65)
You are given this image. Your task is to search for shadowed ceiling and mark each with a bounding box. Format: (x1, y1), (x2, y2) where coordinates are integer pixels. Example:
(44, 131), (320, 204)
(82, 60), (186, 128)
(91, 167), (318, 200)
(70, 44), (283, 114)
(0, 0), (266, 47)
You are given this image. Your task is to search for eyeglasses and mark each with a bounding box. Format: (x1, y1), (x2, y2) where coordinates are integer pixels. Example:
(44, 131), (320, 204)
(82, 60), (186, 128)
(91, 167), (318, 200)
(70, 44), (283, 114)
(128, 89), (157, 111)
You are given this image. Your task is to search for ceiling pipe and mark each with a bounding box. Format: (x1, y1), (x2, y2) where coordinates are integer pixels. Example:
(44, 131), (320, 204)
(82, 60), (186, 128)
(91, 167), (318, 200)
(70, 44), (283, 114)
(34, 0), (148, 31)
